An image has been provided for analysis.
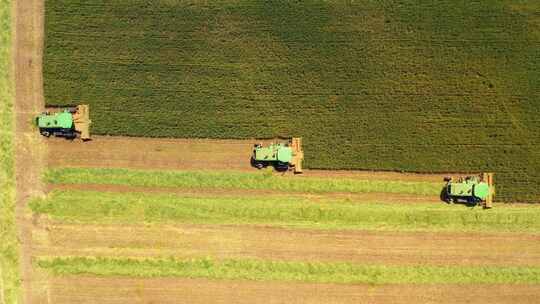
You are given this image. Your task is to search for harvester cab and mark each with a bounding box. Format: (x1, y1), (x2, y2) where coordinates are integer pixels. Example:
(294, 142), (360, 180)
(442, 173), (494, 208)
(36, 104), (91, 141)
(251, 137), (304, 174)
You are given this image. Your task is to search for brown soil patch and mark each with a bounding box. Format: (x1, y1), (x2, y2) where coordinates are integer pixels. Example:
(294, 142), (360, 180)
(33, 223), (540, 267)
(47, 136), (254, 171)
(13, 0), (48, 303)
(46, 135), (451, 182)
(49, 276), (540, 304)
(47, 183), (441, 204)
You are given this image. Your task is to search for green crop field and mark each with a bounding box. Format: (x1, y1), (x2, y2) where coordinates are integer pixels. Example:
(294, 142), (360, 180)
(43, 0), (540, 202)
(0, 0), (20, 302)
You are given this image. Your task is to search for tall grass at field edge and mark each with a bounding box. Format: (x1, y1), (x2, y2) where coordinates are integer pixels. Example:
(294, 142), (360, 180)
(0, 1), (20, 303)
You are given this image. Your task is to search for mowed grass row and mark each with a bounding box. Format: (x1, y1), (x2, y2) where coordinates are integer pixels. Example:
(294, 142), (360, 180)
(37, 256), (540, 285)
(30, 190), (540, 233)
(45, 167), (442, 196)
(0, 0), (20, 302)
(43, 0), (540, 202)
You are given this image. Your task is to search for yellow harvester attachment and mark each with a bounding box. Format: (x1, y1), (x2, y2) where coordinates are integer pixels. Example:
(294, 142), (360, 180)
(290, 137), (304, 174)
(72, 104), (91, 140)
(482, 172), (495, 208)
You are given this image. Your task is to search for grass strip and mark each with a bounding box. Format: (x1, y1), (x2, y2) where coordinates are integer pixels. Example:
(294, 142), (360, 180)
(30, 190), (540, 233)
(0, 0), (20, 302)
(45, 167), (442, 196)
(37, 256), (540, 285)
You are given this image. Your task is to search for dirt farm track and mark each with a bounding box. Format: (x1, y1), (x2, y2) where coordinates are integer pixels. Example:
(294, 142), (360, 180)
(48, 277), (540, 304)
(11, 0), (540, 303)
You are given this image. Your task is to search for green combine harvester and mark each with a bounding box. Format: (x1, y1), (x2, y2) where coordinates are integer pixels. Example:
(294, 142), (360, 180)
(35, 105), (91, 140)
(251, 138), (304, 173)
(442, 173), (495, 208)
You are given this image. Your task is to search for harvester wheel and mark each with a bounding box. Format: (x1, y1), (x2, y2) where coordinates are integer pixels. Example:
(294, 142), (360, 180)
(440, 188), (450, 203)
(274, 162), (289, 172)
(41, 130), (50, 137)
(250, 157), (265, 169)
(66, 132), (77, 140)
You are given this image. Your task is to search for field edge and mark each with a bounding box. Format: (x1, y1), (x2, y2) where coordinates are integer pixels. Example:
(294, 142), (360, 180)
(0, 0), (19, 303)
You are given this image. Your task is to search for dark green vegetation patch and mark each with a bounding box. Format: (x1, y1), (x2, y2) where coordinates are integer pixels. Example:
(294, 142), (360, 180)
(44, 1), (540, 202)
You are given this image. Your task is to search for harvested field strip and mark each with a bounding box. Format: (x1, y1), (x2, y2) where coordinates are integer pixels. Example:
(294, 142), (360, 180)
(45, 136), (255, 172)
(30, 190), (540, 233)
(45, 135), (455, 182)
(45, 167), (442, 196)
(34, 223), (540, 266)
(38, 256), (540, 285)
(48, 276), (540, 304)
